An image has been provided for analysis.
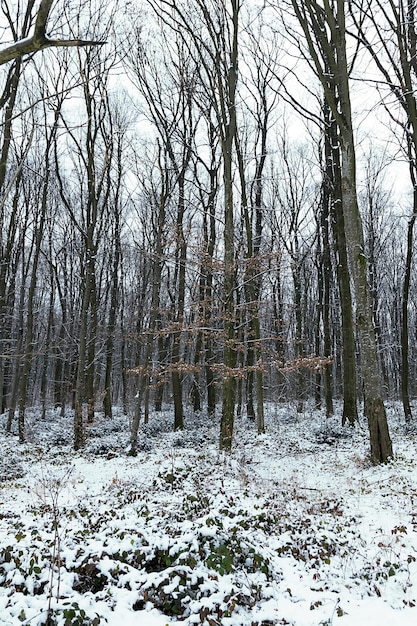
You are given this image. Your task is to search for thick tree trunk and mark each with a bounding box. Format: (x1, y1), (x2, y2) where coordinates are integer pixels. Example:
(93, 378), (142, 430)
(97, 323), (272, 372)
(332, 191), (358, 425)
(340, 133), (392, 461)
(336, 0), (391, 460)
(323, 88), (357, 425)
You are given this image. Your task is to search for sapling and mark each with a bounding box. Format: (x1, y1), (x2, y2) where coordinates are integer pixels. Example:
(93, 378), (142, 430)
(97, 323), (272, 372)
(33, 464), (74, 624)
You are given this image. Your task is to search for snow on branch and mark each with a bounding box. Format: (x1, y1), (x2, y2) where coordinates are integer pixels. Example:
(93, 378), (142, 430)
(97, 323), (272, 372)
(0, 0), (105, 66)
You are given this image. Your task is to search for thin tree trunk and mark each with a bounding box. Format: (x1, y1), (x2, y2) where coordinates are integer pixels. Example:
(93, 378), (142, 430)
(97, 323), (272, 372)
(235, 128), (264, 431)
(219, 5), (239, 451)
(86, 272), (97, 424)
(130, 171), (166, 451)
(6, 252), (27, 433)
(401, 208), (416, 422)
(17, 104), (59, 440)
(293, 262), (305, 414)
(103, 116), (124, 420)
(321, 188), (334, 417)
(41, 258), (54, 420)
(0, 61), (22, 415)
(220, 143), (237, 449)
(74, 261), (92, 450)
(171, 176), (187, 431)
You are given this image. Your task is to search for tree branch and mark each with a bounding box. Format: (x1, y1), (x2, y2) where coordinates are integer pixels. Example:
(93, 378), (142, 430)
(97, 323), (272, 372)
(0, 0), (105, 66)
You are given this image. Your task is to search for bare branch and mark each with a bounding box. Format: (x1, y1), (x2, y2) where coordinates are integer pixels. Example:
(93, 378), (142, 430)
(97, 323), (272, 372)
(0, 0), (106, 66)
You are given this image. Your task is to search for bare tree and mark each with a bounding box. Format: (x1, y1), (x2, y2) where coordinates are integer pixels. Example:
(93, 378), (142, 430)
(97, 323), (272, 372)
(323, 93), (358, 425)
(286, 0), (392, 462)
(55, 30), (118, 448)
(0, 0), (109, 426)
(189, 109), (220, 419)
(272, 136), (317, 412)
(235, 17), (280, 433)
(349, 0), (417, 423)
(16, 84), (63, 442)
(316, 137), (334, 417)
(145, 0), (242, 451)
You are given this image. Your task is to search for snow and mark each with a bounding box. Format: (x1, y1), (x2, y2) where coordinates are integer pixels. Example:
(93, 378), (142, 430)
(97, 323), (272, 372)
(0, 402), (416, 625)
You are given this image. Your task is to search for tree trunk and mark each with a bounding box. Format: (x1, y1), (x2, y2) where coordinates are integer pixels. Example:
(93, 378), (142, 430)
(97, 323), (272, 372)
(41, 241), (55, 420)
(103, 163), (122, 419)
(0, 60), (22, 415)
(171, 176), (187, 431)
(321, 184), (334, 417)
(86, 272), (97, 424)
(17, 104), (59, 440)
(334, 0), (392, 461)
(332, 185), (358, 425)
(325, 96), (357, 426)
(219, 4), (239, 451)
(220, 145), (237, 449)
(401, 208), (416, 422)
(339, 130), (392, 461)
(74, 260), (92, 450)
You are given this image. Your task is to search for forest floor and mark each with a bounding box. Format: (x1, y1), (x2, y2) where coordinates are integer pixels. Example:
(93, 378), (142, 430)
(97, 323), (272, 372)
(0, 401), (417, 625)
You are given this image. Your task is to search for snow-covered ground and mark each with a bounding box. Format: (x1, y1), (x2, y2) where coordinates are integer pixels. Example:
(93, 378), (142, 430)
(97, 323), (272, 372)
(0, 402), (416, 625)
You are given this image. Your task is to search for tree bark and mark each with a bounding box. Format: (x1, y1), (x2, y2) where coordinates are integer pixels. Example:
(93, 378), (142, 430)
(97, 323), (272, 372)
(334, 0), (391, 460)
(339, 131), (392, 460)
(290, 0), (391, 460)
(324, 100), (357, 424)
(0, 0), (105, 66)
(219, 3), (240, 450)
